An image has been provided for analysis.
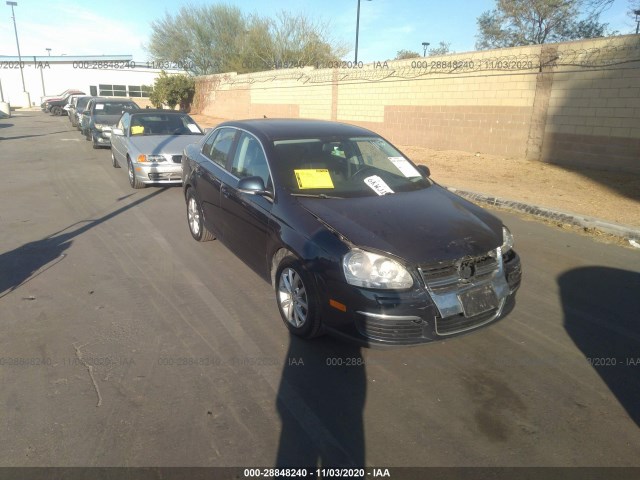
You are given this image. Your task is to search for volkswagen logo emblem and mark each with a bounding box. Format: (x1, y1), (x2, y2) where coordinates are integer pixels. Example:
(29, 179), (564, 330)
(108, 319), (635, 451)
(458, 259), (475, 281)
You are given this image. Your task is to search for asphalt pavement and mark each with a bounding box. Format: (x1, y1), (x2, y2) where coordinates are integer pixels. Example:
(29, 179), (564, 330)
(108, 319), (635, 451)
(1, 113), (639, 472)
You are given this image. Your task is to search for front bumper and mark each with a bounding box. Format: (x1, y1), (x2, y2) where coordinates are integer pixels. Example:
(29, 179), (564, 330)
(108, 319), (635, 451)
(318, 250), (522, 346)
(92, 129), (113, 146)
(133, 161), (183, 185)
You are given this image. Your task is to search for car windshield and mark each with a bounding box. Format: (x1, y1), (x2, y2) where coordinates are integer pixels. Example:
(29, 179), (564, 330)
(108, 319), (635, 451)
(94, 102), (138, 116)
(129, 113), (203, 136)
(76, 97), (91, 110)
(271, 136), (431, 198)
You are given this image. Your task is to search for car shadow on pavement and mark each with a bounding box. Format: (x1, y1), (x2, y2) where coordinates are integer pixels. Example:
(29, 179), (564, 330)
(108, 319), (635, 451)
(275, 335), (366, 470)
(0, 188), (169, 299)
(559, 266), (640, 427)
(0, 130), (72, 141)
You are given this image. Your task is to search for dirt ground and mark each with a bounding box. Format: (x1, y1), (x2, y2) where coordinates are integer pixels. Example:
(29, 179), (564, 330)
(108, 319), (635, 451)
(191, 114), (640, 229)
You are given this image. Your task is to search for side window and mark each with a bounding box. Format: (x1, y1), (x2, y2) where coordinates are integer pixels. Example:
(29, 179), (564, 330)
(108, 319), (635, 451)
(201, 130), (219, 158)
(231, 133), (270, 187)
(117, 113), (129, 132)
(204, 128), (236, 167)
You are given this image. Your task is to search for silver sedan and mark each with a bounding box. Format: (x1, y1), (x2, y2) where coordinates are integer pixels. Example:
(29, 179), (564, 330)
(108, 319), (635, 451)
(110, 110), (205, 189)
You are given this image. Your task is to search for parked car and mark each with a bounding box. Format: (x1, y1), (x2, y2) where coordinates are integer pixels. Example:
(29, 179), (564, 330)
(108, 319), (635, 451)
(41, 89), (84, 114)
(80, 98), (139, 148)
(67, 95), (92, 127)
(182, 119), (522, 345)
(40, 88), (83, 105)
(110, 110), (205, 188)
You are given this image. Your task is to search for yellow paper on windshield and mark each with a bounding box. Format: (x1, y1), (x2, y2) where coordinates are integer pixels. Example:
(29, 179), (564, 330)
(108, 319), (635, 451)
(294, 169), (334, 189)
(131, 125), (144, 135)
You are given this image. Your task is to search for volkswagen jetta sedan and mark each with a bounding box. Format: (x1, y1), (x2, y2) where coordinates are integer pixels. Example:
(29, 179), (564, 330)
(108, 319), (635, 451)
(182, 119), (522, 345)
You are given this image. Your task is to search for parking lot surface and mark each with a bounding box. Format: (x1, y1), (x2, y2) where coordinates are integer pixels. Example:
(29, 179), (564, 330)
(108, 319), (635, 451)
(1, 113), (639, 468)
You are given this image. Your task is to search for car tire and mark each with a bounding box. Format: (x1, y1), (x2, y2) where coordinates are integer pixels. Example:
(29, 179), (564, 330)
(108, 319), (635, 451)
(111, 152), (120, 168)
(85, 129), (91, 141)
(186, 188), (215, 242)
(275, 256), (323, 339)
(127, 157), (146, 189)
(91, 134), (99, 149)
(51, 106), (62, 116)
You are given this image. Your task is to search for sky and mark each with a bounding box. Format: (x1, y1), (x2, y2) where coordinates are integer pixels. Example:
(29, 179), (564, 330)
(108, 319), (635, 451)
(0, 0), (637, 63)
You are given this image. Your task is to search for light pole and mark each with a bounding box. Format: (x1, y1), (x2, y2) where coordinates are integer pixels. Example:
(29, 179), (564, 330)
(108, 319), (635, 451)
(422, 42), (430, 57)
(6, 2), (26, 92)
(635, 9), (640, 35)
(46, 48), (51, 56)
(354, 0), (371, 64)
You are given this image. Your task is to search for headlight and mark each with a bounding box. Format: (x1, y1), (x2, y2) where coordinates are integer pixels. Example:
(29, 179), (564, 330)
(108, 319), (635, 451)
(502, 226), (514, 253)
(343, 249), (414, 289)
(94, 123), (112, 131)
(137, 154), (166, 163)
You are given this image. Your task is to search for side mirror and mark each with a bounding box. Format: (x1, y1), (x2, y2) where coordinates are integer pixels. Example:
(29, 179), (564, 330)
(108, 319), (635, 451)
(237, 176), (272, 197)
(112, 128), (124, 136)
(417, 164), (431, 177)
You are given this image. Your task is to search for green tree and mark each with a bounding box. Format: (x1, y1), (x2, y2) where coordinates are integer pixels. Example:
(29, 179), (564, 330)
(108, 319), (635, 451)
(428, 42), (453, 56)
(394, 49), (421, 60)
(146, 5), (346, 75)
(149, 72), (195, 111)
(240, 11), (347, 71)
(476, 0), (615, 49)
(146, 4), (245, 75)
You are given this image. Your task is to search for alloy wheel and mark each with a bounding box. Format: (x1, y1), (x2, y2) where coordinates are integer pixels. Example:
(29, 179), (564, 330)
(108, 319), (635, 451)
(188, 197), (201, 237)
(278, 268), (308, 328)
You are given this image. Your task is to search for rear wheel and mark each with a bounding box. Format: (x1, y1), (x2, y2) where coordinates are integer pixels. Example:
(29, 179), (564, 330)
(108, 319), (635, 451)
(127, 157), (146, 189)
(51, 106), (62, 116)
(186, 188), (215, 241)
(275, 257), (323, 339)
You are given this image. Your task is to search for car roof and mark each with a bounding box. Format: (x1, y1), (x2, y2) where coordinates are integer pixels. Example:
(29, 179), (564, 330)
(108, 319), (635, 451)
(94, 98), (136, 103)
(129, 109), (188, 116)
(216, 118), (377, 141)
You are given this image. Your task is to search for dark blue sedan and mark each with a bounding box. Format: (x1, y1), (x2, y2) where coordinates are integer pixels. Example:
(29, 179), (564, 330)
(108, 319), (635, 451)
(181, 119), (521, 346)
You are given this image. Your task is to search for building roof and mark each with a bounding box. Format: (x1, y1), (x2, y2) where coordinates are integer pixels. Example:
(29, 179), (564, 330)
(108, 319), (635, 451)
(0, 55), (133, 62)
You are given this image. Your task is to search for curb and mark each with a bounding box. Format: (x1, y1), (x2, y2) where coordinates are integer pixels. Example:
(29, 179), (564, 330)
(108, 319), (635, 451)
(446, 187), (640, 242)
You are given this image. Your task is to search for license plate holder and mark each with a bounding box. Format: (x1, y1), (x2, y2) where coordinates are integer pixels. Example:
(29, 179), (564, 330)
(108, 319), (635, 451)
(458, 285), (498, 318)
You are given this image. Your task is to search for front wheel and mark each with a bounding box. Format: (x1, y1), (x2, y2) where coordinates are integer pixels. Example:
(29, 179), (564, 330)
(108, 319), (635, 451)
(51, 106), (62, 116)
(111, 152), (120, 168)
(127, 158), (146, 189)
(275, 257), (323, 339)
(186, 188), (215, 241)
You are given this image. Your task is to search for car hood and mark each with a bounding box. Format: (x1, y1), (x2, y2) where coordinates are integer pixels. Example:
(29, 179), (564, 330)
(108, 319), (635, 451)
(129, 135), (204, 154)
(93, 114), (123, 125)
(296, 185), (503, 264)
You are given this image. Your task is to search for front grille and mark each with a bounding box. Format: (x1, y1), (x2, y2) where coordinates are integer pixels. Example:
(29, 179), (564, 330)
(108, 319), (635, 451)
(419, 251), (499, 293)
(172, 155), (182, 163)
(435, 307), (499, 336)
(355, 315), (424, 342)
(148, 172), (181, 181)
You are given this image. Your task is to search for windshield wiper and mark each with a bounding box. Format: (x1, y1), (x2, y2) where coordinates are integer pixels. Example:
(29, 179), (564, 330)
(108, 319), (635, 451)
(291, 193), (343, 199)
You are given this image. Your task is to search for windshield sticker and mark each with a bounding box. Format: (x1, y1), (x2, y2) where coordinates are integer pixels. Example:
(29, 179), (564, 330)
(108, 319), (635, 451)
(388, 157), (420, 177)
(131, 126), (144, 135)
(187, 124), (200, 133)
(95, 104), (104, 110)
(364, 175), (394, 196)
(294, 169), (334, 189)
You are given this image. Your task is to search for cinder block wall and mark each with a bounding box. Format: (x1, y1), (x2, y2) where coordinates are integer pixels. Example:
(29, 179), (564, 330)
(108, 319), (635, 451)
(196, 35), (640, 173)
